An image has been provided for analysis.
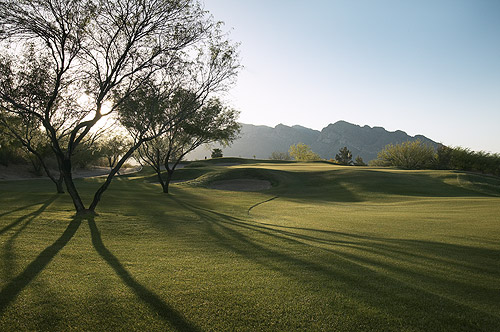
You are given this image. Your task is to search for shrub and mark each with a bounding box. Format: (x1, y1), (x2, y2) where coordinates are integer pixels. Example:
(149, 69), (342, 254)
(353, 156), (366, 166)
(269, 151), (291, 161)
(288, 143), (320, 161)
(372, 140), (436, 169)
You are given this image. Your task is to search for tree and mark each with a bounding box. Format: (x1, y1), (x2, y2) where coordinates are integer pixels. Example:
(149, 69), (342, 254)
(0, 112), (64, 192)
(0, 0), (229, 215)
(0, 117), (24, 166)
(98, 133), (131, 173)
(353, 156), (366, 166)
(372, 140), (436, 169)
(269, 151), (291, 160)
(125, 27), (240, 193)
(288, 143), (320, 161)
(211, 148), (223, 158)
(335, 147), (353, 165)
(444, 146), (500, 176)
(137, 95), (240, 193)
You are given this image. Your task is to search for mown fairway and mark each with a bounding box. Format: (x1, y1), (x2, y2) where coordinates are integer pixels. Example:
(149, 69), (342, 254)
(1, 160), (499, 331)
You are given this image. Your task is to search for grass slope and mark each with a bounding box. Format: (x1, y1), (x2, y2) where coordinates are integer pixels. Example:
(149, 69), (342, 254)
(0, 160), (499, 331)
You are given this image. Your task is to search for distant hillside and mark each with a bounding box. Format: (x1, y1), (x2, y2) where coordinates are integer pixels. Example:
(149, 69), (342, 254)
(187, 120), (438, 162)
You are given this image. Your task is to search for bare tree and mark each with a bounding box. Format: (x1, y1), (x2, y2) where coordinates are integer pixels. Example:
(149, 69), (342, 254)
(0, 0), (226, 214)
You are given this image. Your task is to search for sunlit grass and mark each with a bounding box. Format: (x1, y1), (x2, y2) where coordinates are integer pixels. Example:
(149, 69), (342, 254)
(1, 160), (499, 331)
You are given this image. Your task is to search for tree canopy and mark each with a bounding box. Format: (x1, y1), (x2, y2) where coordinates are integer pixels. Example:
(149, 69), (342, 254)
(372, 140), (436, 169)
(289, 143), (320, 161)
(0, 0), (239, 214)
(135, 91), (240, 193)
(335, 147), (353, 165)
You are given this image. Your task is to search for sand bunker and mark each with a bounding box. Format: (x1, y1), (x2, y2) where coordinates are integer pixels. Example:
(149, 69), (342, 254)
(209, 179), (271, 192)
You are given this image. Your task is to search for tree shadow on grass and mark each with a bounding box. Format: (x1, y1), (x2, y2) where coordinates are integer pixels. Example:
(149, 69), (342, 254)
(2, 195), (59, 280)
(263, 168), (500, 204)
(0, 202), (43, 219)
(0, 215), (81, 314)
(87, 217), (201, 332)
(0, 196), (58, 235)
(170, 195), (500, 330)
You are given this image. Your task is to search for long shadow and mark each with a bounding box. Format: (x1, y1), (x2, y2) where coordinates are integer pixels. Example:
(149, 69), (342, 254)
(171, 195), (500, 326)
(87, 218), (201, 332)
(0, 202), (43, 219)
(2, 196), (59, 279)
(251, 221), (500, 274)
(341, 169), (500, 198)
(258, 168), (500, 203)
(0, 196), (58, 236)
(0, 216), (81, 314)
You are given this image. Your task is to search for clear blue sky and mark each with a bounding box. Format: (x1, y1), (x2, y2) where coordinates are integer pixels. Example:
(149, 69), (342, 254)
(203, 0), (500, 153)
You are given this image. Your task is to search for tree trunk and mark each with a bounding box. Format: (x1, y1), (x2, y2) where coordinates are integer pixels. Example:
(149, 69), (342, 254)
(43, 163), (65, 194)
(163, 169), (173, 194)
(88, 142), (141, 212)
(155, 168), (167, 193)
(55, 173), (65, 194)
(59, 157), (86, 213)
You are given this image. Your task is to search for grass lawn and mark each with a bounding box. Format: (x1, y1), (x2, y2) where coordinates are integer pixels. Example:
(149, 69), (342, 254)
(1, 160), (499, 331)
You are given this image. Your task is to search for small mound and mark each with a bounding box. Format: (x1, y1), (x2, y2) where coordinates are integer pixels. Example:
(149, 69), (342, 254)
(209, 179), (271, 192)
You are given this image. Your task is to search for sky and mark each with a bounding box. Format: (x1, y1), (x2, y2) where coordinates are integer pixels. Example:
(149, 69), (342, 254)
(203, 0), (500, 153)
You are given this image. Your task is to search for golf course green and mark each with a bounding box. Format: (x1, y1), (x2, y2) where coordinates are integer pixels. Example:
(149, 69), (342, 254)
(1, 159), (499, 331)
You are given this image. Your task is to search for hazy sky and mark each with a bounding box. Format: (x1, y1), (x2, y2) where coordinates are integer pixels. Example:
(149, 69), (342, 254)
(203, 0), (500, 153)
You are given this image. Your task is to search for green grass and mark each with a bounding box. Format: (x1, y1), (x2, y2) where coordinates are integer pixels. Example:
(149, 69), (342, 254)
(1, 161), (499, 331)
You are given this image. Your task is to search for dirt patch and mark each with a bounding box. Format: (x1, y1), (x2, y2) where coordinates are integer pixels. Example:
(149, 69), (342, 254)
(209, 179), (271, 192)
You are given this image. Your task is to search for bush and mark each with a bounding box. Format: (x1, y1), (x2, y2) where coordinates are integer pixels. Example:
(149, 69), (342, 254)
(72, 143), (102, 169)
(353, 156), (366, 166)
(373, 141), (500, 176)
(372, 140), (436, 169)
(0, 132), (25, 166)
(447, 147), (500, 176)
(289, 143), (320, 161)
(269, 151), (291, 161)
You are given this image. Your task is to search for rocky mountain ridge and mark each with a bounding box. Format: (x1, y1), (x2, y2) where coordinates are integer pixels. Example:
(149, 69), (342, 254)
(187, 120), (437, 162)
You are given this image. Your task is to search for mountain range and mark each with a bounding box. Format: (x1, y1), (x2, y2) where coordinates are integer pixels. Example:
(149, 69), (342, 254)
(187, 120), (438, 162)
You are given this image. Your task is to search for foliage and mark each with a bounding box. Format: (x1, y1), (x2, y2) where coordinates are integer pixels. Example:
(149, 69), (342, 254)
(445, 146), (500, 176)
(211, 148), (223, 158)
(0, 0), (237, 213)
(335, 146), (353, 165)
(136, 93), (240, 193)
(269, 151), (291, 160)
(288, 143), (320, 161)
(372, 141), (499, 176)
(98, 134), (132, 170)
(353, 156), (366, 166)
(0, 124), (24, 166)
(371, 140), (436, 169)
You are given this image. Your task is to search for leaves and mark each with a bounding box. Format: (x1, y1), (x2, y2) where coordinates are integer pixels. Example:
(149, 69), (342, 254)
(289, 143), (320, 161)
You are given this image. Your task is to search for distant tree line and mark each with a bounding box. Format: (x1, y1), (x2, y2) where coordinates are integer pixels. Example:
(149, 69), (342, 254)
(266, 141), (499, 176)
(371, 140), (500, 176)
(269, 144), (366, 166)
